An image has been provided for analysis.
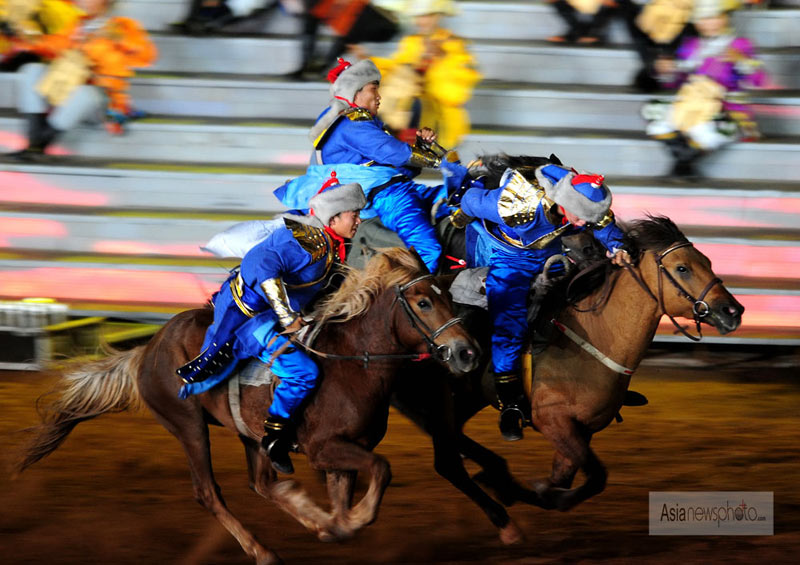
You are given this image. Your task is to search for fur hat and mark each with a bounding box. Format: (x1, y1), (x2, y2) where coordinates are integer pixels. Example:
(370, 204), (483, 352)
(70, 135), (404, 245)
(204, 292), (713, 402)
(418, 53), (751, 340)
(535, 164), (611, 224)
(328, 57), (382, 104)
(405, 0), (457, 17)
(308, 171), (367, 226)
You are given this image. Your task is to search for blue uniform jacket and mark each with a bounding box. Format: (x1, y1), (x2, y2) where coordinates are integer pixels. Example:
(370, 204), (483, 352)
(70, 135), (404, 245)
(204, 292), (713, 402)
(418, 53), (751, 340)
(177, 218), (337, 397)
(460, 169), (626, 374)
(276, 107), (446, 272)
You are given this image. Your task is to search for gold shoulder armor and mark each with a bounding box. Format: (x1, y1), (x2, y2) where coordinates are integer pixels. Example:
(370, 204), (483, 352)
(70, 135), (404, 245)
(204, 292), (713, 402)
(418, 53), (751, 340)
(284, 219), (331, 263)
(345, 107), (374, 122)
(497, 170), (546, 227)
(593, 210), (615, 229)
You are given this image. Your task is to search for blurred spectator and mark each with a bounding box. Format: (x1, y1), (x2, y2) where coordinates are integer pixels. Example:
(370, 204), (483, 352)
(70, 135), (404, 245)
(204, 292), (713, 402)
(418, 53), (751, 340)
(6, 0), (156, 160)
(368, 0), (481, 148)
(545, 0), (620, 45)
(287, 0), (399, 79)
(1, 0), (84, 71)
(641, 0), (767, 177)
(173, 0), (289, 35)
(619, 0), (696, 92)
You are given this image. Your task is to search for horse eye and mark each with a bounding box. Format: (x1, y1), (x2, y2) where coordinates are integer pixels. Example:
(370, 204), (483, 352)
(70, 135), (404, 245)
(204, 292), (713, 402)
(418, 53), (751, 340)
(417, 298), (432, 311)
(676, 265), (689, 275)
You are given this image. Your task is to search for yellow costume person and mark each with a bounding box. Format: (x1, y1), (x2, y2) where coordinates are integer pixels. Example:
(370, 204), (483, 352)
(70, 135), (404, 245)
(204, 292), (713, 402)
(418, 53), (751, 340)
(1, 0), (83, 69)
(372, 0), (481, 148)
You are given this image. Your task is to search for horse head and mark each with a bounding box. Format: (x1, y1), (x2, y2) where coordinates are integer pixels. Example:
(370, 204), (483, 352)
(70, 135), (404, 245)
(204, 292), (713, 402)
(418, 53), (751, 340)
(392, 273), (481, 375)
(630, 216), (744, 337)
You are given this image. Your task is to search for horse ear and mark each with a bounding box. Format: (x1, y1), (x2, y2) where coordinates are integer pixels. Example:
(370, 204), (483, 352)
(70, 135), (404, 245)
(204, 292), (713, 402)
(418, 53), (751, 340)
(407, 247), (431, 275)
(549, 153), (563, 166)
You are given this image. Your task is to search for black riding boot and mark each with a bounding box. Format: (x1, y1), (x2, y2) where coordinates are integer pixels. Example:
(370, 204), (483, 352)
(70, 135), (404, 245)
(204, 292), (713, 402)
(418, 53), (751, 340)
(495, 372), (526, 441)
(262, 416), (294, 475)
(7, 113), (59, 160)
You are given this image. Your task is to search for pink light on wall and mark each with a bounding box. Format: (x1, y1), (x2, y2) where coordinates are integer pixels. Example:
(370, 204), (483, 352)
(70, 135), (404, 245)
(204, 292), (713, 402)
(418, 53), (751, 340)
(697, 243), (800, 280)
(93, 240), (206, 256)
(0, 171), (109, 206)
(613, 194), (800, 229)
(0, 217), (68, 246)
(0, 266), (223, 306)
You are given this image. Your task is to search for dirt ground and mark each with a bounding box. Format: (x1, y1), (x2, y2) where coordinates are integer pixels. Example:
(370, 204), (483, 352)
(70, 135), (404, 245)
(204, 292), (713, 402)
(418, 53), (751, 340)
(1, 348), (799, 565)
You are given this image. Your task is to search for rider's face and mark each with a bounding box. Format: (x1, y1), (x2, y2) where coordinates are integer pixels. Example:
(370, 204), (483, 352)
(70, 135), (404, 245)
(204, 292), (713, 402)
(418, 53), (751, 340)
(329, 210), (362, 239)
(561, 206), (588, 228)
(353, 82), (381, 116)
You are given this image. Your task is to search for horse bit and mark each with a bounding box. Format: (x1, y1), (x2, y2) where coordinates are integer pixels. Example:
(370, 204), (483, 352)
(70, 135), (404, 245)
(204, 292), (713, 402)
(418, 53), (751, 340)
(626, 241), (722, 342)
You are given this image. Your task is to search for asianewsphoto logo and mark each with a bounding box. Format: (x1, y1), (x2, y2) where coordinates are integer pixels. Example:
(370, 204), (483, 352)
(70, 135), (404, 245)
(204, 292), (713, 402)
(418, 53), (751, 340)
(650, 492), (773, 535)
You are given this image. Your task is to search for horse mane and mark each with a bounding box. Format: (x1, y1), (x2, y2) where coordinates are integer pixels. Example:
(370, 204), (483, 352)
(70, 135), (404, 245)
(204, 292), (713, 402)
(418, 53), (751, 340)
(473, 153), (562, 189)
(312, 247), (424, 324)
(623, 214), (688, 259)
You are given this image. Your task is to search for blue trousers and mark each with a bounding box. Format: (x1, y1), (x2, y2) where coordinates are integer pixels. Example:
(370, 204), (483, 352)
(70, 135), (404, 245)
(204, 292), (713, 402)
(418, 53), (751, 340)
(244, 319), (319, 420)
(371, 180), (442, 272)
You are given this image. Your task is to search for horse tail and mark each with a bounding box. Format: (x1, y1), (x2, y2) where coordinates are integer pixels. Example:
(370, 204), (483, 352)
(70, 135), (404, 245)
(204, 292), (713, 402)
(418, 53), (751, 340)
(13, 346), (146, 475)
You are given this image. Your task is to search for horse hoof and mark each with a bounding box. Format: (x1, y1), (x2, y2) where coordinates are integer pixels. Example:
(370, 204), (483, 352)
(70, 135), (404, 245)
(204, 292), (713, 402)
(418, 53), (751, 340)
(256, 550), (283, 565)
(317, 522), (353, 542)
(499, 520), (525, 545)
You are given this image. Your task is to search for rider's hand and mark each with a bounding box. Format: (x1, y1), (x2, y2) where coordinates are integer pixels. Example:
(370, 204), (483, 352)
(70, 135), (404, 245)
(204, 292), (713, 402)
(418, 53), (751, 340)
(281, 317), (307, 335)
(608, 248), (631, 267)
(417, 127), (437, 144)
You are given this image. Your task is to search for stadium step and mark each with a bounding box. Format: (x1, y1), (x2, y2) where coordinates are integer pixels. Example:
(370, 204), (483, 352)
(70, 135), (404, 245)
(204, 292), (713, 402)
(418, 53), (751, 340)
(136, 35), (800, 88)
(117, 0), (800, 49)
(3, 115), (799, 181)
(3, 75), (798, 137)
(4, 161), (800, 230)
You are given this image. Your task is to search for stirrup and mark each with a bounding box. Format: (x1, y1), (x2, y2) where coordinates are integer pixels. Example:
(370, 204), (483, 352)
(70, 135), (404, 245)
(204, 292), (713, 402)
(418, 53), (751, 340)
(499, 406), (526, 442)
(262, 435), (295, 475)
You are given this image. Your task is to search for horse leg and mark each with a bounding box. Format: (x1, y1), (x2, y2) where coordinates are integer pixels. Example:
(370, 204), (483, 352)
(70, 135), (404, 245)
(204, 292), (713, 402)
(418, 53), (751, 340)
(319, 471), (358, 542)
(240, 435), (277, 498)
(238, 436), (336, 537)
(533, 418), (607, 512)
(459, 434), (543, 509)
(432, 432), (524, 545)
(308, 440), (391, 539)
(149, 404), (281, 565)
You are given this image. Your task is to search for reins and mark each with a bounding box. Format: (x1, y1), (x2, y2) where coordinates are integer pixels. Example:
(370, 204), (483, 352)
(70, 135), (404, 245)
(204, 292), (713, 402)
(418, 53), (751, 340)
(290, 275), (463, 368)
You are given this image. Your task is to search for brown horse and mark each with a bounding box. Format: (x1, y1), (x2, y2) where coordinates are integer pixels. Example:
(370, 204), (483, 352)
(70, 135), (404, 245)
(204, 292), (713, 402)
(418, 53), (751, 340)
(13, 248), (480, 565)
(391, 214), (745, 540)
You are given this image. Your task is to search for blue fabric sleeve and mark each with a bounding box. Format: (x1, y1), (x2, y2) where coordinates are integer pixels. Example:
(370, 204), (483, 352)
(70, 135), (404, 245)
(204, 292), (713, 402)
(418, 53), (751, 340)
(241, 228), (312, 296)
(460, 186), (505, 224)
(339, 119), (412, 167)
(591, 216), (626, 253)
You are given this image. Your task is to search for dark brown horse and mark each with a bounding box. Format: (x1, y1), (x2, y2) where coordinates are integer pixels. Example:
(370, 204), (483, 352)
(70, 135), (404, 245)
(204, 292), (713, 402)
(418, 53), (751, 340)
(391, 214), (745, 542)
(14, 248), (480, 565)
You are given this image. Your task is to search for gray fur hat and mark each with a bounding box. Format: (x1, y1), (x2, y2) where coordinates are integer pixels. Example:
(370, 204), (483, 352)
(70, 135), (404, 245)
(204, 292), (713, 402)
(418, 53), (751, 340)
(308, 173), (367, 226)
(328, 58), (381, 104)
(534, 164), (612, 224)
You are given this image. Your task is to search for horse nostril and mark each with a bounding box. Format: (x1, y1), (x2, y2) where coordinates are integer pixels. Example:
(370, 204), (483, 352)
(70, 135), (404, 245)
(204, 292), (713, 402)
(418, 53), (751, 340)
(459, 347), (476, 365)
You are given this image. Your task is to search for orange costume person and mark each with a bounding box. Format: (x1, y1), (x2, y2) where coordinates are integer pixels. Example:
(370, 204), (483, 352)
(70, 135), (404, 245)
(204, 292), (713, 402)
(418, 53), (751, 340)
(81, 15), (157, 126)
(9, 0), (156, 159)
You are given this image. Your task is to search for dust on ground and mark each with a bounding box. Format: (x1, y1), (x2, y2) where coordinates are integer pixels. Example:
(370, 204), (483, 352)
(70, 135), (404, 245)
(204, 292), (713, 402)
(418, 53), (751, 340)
(1, 349), (798, 564)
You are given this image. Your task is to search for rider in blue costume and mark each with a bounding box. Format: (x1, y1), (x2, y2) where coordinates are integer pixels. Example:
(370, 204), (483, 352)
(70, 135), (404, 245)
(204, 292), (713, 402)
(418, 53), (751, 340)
(275, 57), (449, 273)
(176, 173), (366, 474)
(455, 163), (631, 440)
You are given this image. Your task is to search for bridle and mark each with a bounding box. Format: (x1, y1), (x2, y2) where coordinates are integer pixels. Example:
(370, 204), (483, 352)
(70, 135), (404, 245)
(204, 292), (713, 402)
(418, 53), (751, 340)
(293, 274), (464, 367)
(393, 275), (464, 363)
(624, 241), (722, 342)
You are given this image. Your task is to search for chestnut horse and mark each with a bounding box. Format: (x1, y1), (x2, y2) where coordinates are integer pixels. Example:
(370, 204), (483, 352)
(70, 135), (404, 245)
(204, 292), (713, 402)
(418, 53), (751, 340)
(391, 213), (745, 541)
(14, 248), (480, 565)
